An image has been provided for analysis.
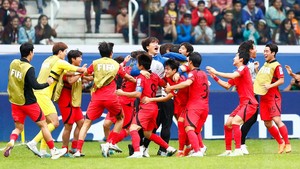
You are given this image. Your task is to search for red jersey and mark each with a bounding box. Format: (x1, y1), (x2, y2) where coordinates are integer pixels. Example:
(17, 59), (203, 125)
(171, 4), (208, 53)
(58, 75), (72, 107)
(87, 64), (126, 100)
(165, 75), (188, 107)
(261, 65), (284, 101)
(120, 66), (136, 103)
(186, 69), (209, 110)
(228, 65), (258, 105)
(136, 72), (166, 109)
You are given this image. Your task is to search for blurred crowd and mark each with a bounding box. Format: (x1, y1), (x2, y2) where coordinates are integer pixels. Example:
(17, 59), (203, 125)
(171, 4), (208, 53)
(108, 0), (300, 45)
(1, 0), (300, 45)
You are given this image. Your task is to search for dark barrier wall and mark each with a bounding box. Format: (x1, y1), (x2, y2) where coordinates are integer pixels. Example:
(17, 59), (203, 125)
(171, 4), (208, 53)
(0, 92), (299, 141)
(1, 52), (300, 92)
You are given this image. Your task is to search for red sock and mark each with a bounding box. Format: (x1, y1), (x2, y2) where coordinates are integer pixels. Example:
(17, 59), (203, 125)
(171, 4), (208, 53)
(10, 133), (18, 141)
(232, 124), (241, 149)
(197, 133), (204, 148)
(62, 145), (68, 152)
(46, 140), (55, 149)
(149, 134), (168, 149)
(130, 130), (140, 152)
(71, 140), (78, 149)
(268, 126), (283, 144)
(107, 131), (119, 144)
(224, 125), (232, 150)
(187, 130), (200, 152)
(279, 125), (290, 144)
(178, 121), (186, 151)
(114, 129), (128, 144)
(77, 140), (84, 152)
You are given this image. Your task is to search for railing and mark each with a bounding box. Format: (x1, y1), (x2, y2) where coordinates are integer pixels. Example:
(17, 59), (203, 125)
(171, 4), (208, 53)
(50, 0), (60, 27)
(128, 0), (139, 45)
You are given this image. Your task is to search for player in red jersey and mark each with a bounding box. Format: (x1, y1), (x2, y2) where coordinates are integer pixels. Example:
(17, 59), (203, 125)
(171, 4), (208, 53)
(73, 42), (136, 158)
(142, 59), (190, 157)
(206, 51), (258, 156)
(116, 53), (177, 158)
(166, 52), (209, 157)
(254, 43), (291, 154)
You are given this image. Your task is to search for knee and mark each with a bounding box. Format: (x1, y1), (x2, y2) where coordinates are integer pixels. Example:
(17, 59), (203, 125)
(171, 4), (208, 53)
(264, 121), (272, 128)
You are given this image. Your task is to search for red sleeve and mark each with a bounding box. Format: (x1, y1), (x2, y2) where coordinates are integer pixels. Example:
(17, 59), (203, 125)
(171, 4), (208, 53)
(236, 65), (245, 77)
(159, 77), (167, 87)
(274, 65), (284, 79)
(117, 66), (127, 78)
(87, 64), (94, 74)
(187, 71), (195, 81)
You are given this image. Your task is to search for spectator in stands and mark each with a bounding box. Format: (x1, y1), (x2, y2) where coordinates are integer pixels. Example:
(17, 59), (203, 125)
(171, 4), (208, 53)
(18, 17), (35, 44)
(241, 0), (265, 26)
(215, 10), (243, 44)
(177, 2), (191, 24)
(286, 9), (300, 41)
(282, 0), (298, 11)
(84, 0), (102, 33)
(175, 13), (195, 44)
(36, 0), (47, 14)
(103, 0), (128, 17)
(1, 16), (19, 44)
(266, 0), (286, 31)
(191, 0), (214, 27)
(272, 18), (298, 45)
(256, 19), (272, 45)
(232, 1), (243, 26)
(163, 13), (177, 43)
(0, 21), (3, 43)
(0, 0), (11, 27)
(116, 6), (138, 44)
(211, 0), (233, 14)
(194, 17), (214, 44)
(243, 20), (260, 45)
(34, 14), (57, 45)
(283, 72), (300, 91)
(164, 0), (177, 25)
(143, 0), (165, 43)
(10, 0), (26, 24)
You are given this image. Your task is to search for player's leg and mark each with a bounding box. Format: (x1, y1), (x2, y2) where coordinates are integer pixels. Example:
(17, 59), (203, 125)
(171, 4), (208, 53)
(264, 120), (285, 153)
(177, 116), (186, 156)
(273, 116), (291, 153)
(229, 115), (244, 156)
(128, 124), (143, 158)
(103, 118), (114, 141)
(3, 122), (23, 157)
(70, 118), (84, 154)
(218, 116), (234, 156)
(74, 118), (93, 156)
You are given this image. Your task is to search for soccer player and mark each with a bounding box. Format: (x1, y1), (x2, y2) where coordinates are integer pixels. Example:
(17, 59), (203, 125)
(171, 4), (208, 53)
(3, 43), (66, 160)
(166, 52), (209, 157)
(253, 43), (291, 154)
(206, 50), (258, 156)
(238, 40), (260, 155)
(73, 42), (135, 158)
(52, 50), (88, 157)
(142, 59), (190, 157)
(116, 53), (177, 158)
(26, 42), (87, 158)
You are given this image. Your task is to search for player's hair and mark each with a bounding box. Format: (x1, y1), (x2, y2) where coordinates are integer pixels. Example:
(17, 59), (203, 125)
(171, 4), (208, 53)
(265, 43), (278, 57)
(170, 44), (180, 53)
(180, 42), (194, 55)
(114, 56), (124, 64)
(141, 37), (159, 52)
(189, 52), (202, 67)
(238, 50), (250, 65)
(137, 53), (152, 70)
(238, 40), (254, 54)
(20, 42), (34, 58)
(98, 41), (114, 58)
(131, 50), (147, 59)
(160, 43), (173, 55)
(198, 0), (205, 6)
(52, 42), (68, 55)
(165, 59), (180, 71)
(67, 50), (82, 64)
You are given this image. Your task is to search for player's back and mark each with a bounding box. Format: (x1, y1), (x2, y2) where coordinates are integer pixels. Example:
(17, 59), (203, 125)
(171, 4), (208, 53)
(187, 69), (209, 110)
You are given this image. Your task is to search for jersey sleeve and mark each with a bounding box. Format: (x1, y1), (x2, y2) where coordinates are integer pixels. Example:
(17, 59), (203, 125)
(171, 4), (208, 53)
(87, 64), (94, 74)
(274, 65), (284, 79)
(135, 76), (143, 93)
(58, 60), (78, 72)
(187, 71), (195, 81)
(117, 66), (127, 78)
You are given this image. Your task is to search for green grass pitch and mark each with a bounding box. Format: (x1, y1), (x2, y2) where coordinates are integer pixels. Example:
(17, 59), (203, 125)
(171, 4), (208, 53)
(0, 139), (299, 169)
